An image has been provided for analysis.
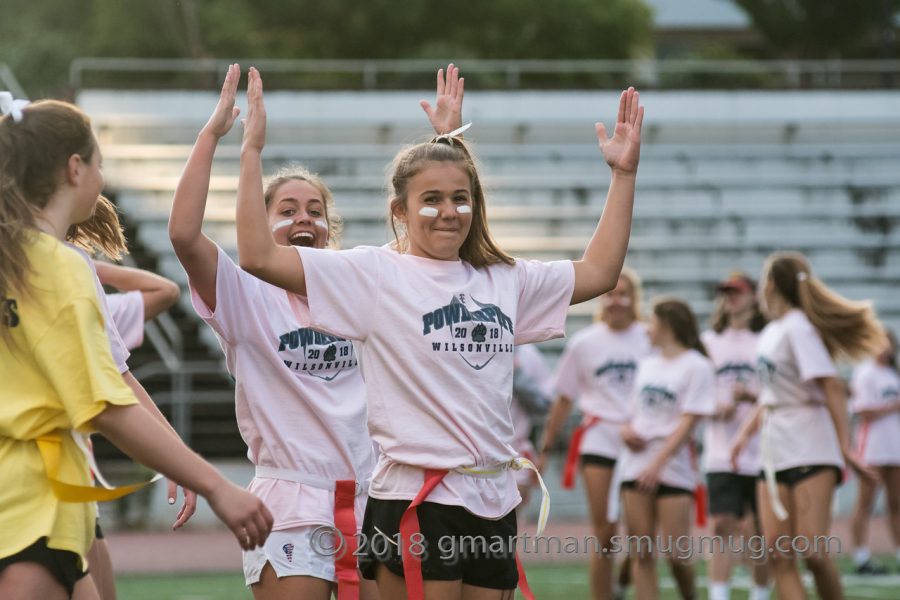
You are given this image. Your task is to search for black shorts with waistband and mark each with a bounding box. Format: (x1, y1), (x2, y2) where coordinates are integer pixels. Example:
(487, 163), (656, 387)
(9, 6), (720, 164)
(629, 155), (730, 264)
(0, 537), (87, 596)
(358, 497), (519, 590)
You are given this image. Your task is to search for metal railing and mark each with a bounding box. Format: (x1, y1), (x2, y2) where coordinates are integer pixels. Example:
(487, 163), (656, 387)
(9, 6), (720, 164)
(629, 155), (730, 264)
(0, 63), (27, 98)
(70, 57), (900, 91)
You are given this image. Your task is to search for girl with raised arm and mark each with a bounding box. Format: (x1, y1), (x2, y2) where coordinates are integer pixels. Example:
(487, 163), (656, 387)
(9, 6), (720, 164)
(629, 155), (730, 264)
(169, 63), (465, 600)
(539, 268), (649, 600)
(235, 66), (642, 600)
(731, 251), (883, 600)
(0, 98), (272, 600)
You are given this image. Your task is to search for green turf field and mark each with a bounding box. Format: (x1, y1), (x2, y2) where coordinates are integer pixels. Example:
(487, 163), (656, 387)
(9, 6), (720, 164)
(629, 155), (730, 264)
(116, 559), (900, 599)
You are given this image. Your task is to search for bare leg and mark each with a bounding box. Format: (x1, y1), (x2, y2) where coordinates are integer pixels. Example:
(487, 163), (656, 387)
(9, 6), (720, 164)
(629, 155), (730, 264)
(657, 494), (694, 600)
(623, 488), (658, 600)
(582, 463), (617, 599)
(85, 538), (116, 600)
(757, 479), (804, 600)
(251, 563), (333, 600)
(0, 562), (71, 600)
(851, 472), (879, 564)
(793, 470), (842, 600)
(708, 513), (738, 586)
(881, 467), (900, 552)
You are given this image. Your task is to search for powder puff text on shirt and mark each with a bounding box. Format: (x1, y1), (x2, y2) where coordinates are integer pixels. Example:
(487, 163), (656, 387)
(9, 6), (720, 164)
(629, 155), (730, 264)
(421, 295), (515, 370)
(594, 360), (638, 390)
(277, 326), (357, 381)
(715, 362), (756, 384)
(639, 384), (679, 415)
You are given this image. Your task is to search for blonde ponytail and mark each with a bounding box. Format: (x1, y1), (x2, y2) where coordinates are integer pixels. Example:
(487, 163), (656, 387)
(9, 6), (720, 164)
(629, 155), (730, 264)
(66, 195), (127, 260)
(766, 251), (884, 360)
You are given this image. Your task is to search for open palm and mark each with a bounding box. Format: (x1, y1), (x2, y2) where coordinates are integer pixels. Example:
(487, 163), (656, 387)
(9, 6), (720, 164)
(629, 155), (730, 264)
(421, 63), (464, 135)
(596, 87), (644, 175)
(204, 63), (241, 139)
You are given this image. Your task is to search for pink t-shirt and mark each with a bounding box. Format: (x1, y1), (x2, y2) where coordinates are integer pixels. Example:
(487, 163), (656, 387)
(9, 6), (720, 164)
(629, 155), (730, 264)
(106, 291), (145, 350)
(756, 309), (843, 470)
(701, 328), (762, 476)
(619, 349), (716, 490)
(553, 322), (650, 459)
(190, 246), (374, 530)
(67, 247), (129, 374)
(294, 245), (575, 518)
(851, 360), (900, 466)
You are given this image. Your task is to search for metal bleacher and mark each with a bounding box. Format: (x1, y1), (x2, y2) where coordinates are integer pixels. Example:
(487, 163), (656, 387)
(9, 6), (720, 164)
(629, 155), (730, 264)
(84, 88), (900, 460)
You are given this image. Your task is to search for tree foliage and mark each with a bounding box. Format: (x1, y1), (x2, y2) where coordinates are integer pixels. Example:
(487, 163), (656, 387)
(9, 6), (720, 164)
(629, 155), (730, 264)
(0, 0), (652, 96)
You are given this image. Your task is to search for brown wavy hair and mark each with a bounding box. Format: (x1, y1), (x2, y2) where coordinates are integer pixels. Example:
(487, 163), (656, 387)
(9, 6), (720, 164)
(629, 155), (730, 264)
(653, 297), (708, 357)
(388, 137), (513, 268)
(709, 272), (767, 334)
(1, 100), (96, 344)
(763, 251), (884, 360)
(66, 195), (127, 260)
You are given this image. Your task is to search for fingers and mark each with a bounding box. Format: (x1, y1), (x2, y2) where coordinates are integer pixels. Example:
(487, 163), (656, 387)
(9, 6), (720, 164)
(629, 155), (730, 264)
(595, 121), (608, 143)
(232, 106), (240, 121)
(167, 480), (177, 505)
(238, 520), (262, 551)
(458, 76), (465, 103)
(419, 100), (435, 121)
(448, 63), (458, 98)
(436, 68), (445, 96)
(616, 89), (626, 124)
(635, 105), (645, 134)
(173, 491), (198, 530)
(630, 90), (640, 124)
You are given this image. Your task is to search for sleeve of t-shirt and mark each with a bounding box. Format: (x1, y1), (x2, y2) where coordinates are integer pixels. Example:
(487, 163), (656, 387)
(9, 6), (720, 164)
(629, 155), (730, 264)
(514, 259), (575, 345)
(552, 337), (583, 401)
(189, 244), (258, 345)
(850, 366), (879, 412)
(106, 290), (145, 350)
(33, 297), (139, 429)
(681, 357), (717, 416)
(786, 315), (838, 382)
(294, 246), (382, 341)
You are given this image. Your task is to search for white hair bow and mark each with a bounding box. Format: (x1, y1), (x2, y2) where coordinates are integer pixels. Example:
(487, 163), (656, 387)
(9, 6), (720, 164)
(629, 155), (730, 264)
(435, 121), (472, 142)
(0, 91), (30, 123)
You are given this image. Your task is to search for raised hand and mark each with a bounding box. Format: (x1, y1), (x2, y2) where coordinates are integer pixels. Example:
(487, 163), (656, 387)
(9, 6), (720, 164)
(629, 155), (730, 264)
(203, 64), (241, 139)
(596, 87), (644, 176)
(241, 67), (267, 154)
(420, 63), (465, 135)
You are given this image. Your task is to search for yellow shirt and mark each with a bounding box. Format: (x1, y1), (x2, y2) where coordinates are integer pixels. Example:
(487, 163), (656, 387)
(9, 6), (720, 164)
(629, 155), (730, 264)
(0, 232), (137, 567)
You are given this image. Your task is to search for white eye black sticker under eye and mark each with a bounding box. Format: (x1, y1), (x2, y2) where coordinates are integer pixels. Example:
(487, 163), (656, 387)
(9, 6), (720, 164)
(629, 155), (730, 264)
(314, 219), (328, 230)
(456, 205), (472, 214)
(418, 207), (439, 218)
(272, 219), (294, 232)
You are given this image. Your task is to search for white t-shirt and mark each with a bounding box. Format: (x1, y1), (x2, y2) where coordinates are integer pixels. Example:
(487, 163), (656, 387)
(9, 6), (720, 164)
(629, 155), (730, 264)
(553, 321), (650, 459)
(701, 328), (762, 476)
(294, 245), (575, 518)
(106, 291), (145, 350)
(190, 246), (374, 530)
(618, 349), (716, 490)
(756, 309), (843, 471)
(67, 246), (129, 374)
(851, 360), (900, 466)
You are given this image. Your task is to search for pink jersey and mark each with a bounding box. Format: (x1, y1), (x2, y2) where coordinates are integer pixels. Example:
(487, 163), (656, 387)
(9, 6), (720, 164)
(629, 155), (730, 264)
(67, 247), (130, 374)
(509, 345), (552, 485)
(190, 245), (374, 530)
(553, 322), (650, 459)
(106, 291), (145, 350)
(851, 360), (900, 467)
(756, 309), (843, 471)
(294, 245), (574, 518)
(619, 350), (716, 490)
(701, 328), (762, 476)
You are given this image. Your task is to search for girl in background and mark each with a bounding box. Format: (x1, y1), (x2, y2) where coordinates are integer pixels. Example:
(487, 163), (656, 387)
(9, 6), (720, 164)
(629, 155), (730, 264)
(732, 251), (882, 600)
(539, 268), (649, 599)
(618, 298), (716, 600)
(850, 329), (900, 574)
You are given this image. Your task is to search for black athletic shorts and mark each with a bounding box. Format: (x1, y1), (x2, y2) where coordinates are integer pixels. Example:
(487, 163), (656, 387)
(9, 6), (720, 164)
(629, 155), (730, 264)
(706, 472), (758, 518)
(0, 537), (87, 596)
(358, 497), (519, 590)
(580, 454), (617, 469)
(759, 464), (842, 487)
(620, 480), (693, 497)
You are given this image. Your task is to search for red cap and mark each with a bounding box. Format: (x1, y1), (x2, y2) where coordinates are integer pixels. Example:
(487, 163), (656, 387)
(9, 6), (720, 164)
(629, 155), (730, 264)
(717, 272), (755, 294)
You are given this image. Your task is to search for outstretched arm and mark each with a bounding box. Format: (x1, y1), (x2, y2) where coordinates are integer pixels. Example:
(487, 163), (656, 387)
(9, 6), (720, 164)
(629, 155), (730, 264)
(571, 87), (644, 305)
(95, 262), (180, 321)
(169, 63), (242, 312)
(235, 67), (306, 295)
(421, 63), (464, 135)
